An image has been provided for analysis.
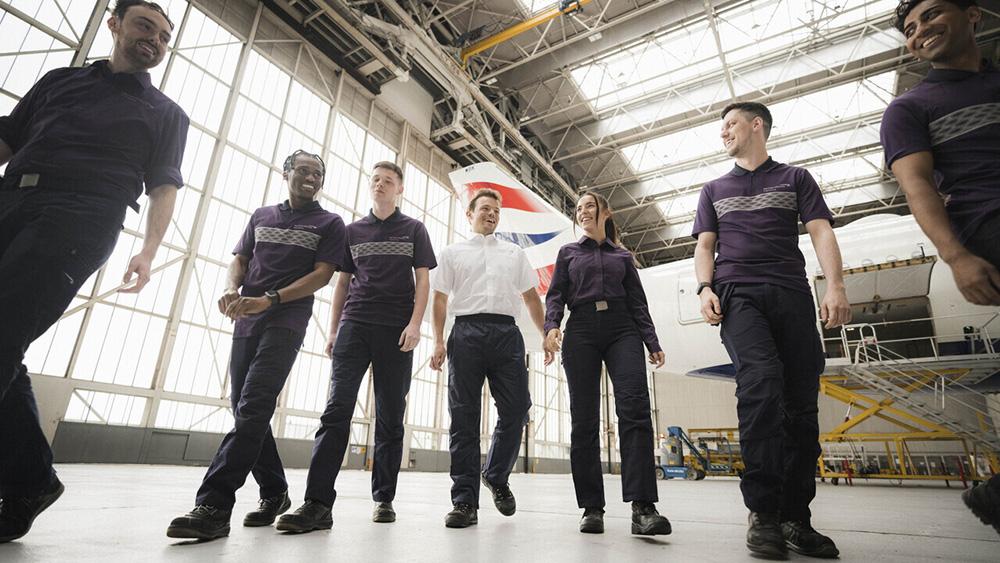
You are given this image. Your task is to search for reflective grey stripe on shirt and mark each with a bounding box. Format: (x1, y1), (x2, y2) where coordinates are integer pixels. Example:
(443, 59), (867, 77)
(713, 191), (797, 218)
(350, 241), (414, 259)
(929, 102), (1000, 146)
(255, 226), (321, 250)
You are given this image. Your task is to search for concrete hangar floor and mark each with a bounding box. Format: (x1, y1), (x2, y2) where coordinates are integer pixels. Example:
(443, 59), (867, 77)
(1, 464), (996, 562)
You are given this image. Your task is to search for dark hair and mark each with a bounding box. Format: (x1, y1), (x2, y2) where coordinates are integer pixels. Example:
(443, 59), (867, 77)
(894, 0), (977, 33)
(372, 161), (404, 182)
(113, 0), (174, 30)
(283, 150), (326, 174)
(721, 101), (773, 140)
(574, 192), (620, 246)
(467, 188), (502, 213)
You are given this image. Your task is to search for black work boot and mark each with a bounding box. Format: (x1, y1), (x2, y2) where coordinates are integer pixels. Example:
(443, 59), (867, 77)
(166, 505), (232, 540)
(275, 500), (333, 533)
(747, 512), (787, 558)
(243, 491), (291, 527)
(0, 478), (65, 543)
(481, 474), (516, 516)
(781, 520), (840, 558)
(372, 501), (396, 523)
(579, 507), (604, 534)
(631, 501), (671, 536)
(962, 479), (1000, 535)
(444, 503), (478, 528)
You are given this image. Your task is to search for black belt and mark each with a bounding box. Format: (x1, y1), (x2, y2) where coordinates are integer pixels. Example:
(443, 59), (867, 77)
(569, 299), (627, 313)
(455, 313), (515, 325)
(0, 173), (139, 211)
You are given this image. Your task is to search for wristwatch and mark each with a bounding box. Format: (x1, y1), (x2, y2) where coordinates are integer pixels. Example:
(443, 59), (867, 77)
(696, 282), (712, 295)
(265, 290), (281, 306)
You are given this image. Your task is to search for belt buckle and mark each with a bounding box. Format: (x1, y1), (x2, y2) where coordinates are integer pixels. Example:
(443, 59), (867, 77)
(595, 300), (608, 311)
(19, 173), (40, 188)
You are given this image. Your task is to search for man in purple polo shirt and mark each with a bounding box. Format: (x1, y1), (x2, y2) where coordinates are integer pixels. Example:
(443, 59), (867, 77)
(278, 161), (436, 533)
(693, 102), (851, 558)
(882, 0), (1000, 307)
(0, 0), (187, 543)
(882, 0), (1000, 536)
(167, 150), (346, 541)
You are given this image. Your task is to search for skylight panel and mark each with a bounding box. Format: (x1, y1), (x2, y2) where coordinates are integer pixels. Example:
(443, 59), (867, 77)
(717, 0), (898, 67)
(515, 1), (557, 15)
(570, 22), (719, 111)
(620, 121), (722, 174)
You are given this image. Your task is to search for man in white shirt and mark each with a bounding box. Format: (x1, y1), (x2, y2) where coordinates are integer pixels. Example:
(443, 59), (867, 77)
(430, 188), (550, 528)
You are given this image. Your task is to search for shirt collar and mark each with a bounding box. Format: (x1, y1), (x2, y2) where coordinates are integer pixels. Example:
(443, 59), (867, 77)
(925, 59), (996, 83)
(366, 206), (401, 224)
(731, 156), (779, 177)
(279, 199), (321, 212)
(470, 232), (497, 243)
(91, 59), (152, 92)
(577, 235), (618, 249)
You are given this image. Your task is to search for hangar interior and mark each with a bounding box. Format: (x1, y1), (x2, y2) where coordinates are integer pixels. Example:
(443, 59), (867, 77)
(1, 0), (999, 560)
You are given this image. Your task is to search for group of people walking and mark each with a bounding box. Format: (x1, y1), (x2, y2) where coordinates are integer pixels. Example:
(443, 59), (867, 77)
(1, 0), (998, 557)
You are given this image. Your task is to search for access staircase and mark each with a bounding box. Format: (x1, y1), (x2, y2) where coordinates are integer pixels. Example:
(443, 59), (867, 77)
(820, 313), (1000, 480)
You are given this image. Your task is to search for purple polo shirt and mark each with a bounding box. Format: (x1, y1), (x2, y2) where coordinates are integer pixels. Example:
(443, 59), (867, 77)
(233, 200), (346, 338)
(340, 208), (437, 327)
(544, 236), (661, 353)
(880, 60), (1000, 243)
(0, 60), (189, 210)
(691, 158), (833, 294)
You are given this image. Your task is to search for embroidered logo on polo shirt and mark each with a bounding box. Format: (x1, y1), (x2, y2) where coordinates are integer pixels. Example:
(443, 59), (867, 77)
(713, 192), (797, 218)
(929, 102), (1000, 146)
(351, 241), (414, 259)
(255, 226), (320, 250)
(388, 235), (411, 241)
(762, 183), (791, 193)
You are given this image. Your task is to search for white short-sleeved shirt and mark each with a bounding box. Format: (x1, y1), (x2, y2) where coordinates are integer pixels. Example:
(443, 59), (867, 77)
(431, 233), (538, 318)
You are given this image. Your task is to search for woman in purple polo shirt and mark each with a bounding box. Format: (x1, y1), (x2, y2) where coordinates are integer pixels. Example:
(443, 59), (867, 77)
(543, 192), (670, 536)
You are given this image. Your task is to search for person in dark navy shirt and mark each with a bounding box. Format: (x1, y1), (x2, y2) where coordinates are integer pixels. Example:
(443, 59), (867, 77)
(0, 0), (188, 544)
(543, 192), (671, 537)
(883, 0), (1000, 537)
(693, 102), (850, 558)
(277, 161), (436, 533)
(167, 150), (346, 541)
(882, 0), (1000, 308)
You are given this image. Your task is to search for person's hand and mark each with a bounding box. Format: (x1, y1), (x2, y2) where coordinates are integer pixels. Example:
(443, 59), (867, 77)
(544, 328), (562, 355)
(119, 252), (153, 293)
(700, 288), (722, 325)
(225, 296), (269, 320)
(217, 289), (240, 315)
(325, 332), (338, 358)
(430, 341), (446, 371)
(949, 251), (1000, 306)
(648, 350), (665, 368)
(398, 322), (421, 352)
(544, 349), (555, 366)
(819, 286), (852, 329)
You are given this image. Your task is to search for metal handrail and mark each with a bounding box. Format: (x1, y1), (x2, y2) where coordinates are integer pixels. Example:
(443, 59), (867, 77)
(849, 339), (997, 428)
(832, 312), (1000, 362)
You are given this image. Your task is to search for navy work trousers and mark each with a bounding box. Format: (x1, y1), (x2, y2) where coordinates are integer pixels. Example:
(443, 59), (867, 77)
(718, 282), (824, 522)
(448, 314), (531, 507)
(196, 327), (303, 509)
(305, 320), (413, 507)
(561, 303), (658, 508)
(0, 188), (125, 498)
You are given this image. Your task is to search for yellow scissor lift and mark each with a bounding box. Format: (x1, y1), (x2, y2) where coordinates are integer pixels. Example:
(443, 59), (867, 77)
(811, 255), (1000, 485)
(817, 319), (1000, 485)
